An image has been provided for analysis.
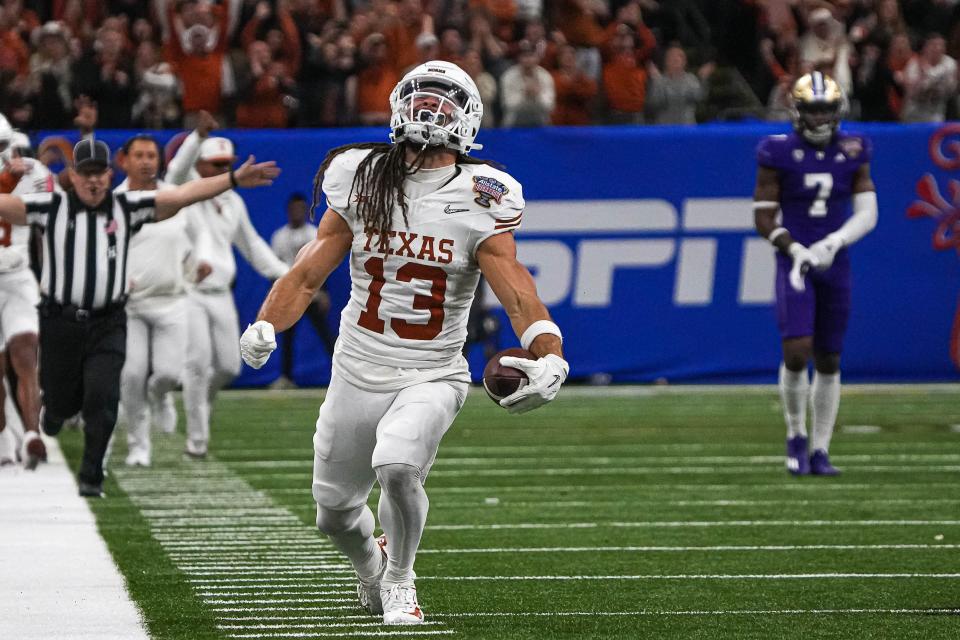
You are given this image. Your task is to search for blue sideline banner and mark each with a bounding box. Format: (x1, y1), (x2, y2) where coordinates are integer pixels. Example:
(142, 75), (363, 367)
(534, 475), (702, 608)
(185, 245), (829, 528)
(34, 124), (959, 384)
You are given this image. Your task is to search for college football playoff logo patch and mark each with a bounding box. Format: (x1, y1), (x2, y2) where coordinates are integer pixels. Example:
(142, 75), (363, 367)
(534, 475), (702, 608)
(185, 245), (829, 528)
(473, 176), (508, 208)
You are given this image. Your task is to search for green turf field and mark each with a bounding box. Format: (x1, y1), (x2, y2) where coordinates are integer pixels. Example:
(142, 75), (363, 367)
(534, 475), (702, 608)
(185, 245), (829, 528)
(60, 386), (960, 639)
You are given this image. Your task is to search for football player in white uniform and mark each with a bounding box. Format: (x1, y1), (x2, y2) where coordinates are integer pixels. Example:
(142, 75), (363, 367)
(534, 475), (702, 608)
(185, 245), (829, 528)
(167, 133), (288, 458)
(116, 133), (213, 467)
(240, 61), (568, 625)
(0, 119), (51, 469)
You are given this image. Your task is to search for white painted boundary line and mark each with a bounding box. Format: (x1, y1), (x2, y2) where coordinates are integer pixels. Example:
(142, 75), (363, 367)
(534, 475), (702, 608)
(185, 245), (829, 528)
(219, 622), (445, 630)
(0, 437), (148, 640)
(427, 519), (960, 531)
(417, 544), (960, 554)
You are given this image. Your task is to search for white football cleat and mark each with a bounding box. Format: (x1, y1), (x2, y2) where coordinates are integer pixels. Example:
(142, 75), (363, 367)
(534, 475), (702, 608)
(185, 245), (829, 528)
(382, 582), (424, 625)
(124, 448), (151, 467)
(357, 535), (388, 614)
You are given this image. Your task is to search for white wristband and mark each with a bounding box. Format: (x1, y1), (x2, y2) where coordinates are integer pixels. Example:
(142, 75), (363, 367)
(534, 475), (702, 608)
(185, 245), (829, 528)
(767, 227), (788, 244)
(520, 320), (563, 351)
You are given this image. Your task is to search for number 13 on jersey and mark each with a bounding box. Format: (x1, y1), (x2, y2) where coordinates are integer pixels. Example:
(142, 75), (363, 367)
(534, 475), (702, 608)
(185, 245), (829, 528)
(357, 257), (448, 340)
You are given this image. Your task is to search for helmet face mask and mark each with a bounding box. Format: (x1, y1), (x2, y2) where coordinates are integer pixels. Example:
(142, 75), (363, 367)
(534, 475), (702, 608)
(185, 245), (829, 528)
(390, 61), (484, 154)
(790, 72), (847, 146)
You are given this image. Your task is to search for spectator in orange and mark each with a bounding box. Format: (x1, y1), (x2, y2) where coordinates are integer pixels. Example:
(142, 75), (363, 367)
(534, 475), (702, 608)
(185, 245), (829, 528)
(3, 0), (41, 43)
(554, 0), (605, 46)
(235, 40), (293, 128)
(383, 0), (424, 74)
(602, 1), (655, 63)
(602, 24), (647, 124)
(467, 10), (508, 75)
(406, 31), (440, 74)
(355, 32), (398, 125)
(469, 0), (517, 25)
(240, 1), (302, 77)
(0, 6), (30, 79)
(551, 44), (596, 125)
(162, 0), (241, 124)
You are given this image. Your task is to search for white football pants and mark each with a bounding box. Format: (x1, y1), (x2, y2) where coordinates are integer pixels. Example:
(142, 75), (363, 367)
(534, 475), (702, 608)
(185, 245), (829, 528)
(312, 370), (467, 510)
(120, 296), (188, 459)
(183, 290), (241, 454)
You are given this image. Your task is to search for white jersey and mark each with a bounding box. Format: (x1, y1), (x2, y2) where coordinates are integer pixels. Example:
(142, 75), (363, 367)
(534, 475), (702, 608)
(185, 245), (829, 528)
(184, 191), (289, 291)
(323, 148), (524, 377)
(271, 223), (317, 266)
(166, 130), (289, 292)
(0, 159), (55, 273)
(117, 178), (212, 301)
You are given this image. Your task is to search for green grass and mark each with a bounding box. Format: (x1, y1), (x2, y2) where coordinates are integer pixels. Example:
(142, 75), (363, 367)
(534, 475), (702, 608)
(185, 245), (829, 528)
(59, 386), (960, 639)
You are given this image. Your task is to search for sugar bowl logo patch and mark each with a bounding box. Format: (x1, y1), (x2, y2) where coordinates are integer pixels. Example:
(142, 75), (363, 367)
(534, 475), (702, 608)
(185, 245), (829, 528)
(473, 176), (508, 208)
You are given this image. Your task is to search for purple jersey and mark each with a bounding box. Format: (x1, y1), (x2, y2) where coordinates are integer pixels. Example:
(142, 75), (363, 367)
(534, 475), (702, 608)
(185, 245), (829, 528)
(756, 131), (872, 246)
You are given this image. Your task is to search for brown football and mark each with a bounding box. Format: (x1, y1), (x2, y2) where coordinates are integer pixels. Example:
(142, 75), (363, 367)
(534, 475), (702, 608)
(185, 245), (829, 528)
(483, 347), (536, 404)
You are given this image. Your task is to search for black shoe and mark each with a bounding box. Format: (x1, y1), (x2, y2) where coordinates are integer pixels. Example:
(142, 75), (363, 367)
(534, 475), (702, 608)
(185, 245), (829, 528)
(78, 481), (104, 498)
(42, 417), (63, 437)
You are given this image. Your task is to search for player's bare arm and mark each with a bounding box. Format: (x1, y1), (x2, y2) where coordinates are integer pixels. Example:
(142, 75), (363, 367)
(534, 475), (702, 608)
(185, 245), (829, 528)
(256, 208), (352, 332)
(154, 156), (279, 219)
(476, 231), (562, 359)
(853, 163), (876, 194)
(753, 165), (793, 254)
(0, 194), (27, 225)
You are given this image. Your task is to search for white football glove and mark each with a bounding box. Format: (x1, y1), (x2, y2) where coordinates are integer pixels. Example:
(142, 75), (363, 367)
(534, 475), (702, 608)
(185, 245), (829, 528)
(808, 233), (844, 271)
(240, 320), (277, 369)
(787, 242), (820, 292)
(498, 354), (569, 415)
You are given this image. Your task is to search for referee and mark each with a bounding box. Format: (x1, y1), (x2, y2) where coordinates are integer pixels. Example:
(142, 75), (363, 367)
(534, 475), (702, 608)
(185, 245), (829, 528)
(0, 138), (279, 496)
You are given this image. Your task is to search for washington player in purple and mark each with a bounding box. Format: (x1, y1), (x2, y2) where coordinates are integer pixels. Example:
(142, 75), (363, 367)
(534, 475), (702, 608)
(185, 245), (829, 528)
(753, 72), (877, 476)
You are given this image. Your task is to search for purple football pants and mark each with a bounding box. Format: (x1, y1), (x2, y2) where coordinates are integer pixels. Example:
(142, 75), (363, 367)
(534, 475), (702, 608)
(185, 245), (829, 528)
(775, 252), (851, 354)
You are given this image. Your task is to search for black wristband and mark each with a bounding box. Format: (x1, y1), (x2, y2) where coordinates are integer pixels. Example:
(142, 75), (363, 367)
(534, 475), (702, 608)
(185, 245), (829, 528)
(229, 169), (238, 189)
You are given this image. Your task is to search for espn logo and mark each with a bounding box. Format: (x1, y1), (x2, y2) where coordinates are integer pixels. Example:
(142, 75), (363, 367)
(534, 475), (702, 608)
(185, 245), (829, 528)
(490, 199), (775, 308)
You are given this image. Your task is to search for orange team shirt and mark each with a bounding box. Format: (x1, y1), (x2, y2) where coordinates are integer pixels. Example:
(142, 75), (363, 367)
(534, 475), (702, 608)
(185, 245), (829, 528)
(551, 71), (597, 125)
(357, 63), (400, 117)
(603, 55), (647, 113)
(164, 4), (229, 113)
(384, 22), (420, 74)
(235, 75), (288, 128)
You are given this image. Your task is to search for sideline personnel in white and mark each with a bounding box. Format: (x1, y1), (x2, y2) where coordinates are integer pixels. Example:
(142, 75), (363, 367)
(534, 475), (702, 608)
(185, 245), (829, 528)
(117, 133), (213, 467)
(240, 61), (568, 625)
(166, 134), (288, 457)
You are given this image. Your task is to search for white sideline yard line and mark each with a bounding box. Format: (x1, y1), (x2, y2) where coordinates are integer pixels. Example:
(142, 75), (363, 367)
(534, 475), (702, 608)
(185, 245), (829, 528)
(0, 437), (148, 640)
(417, 573), (960, 581)
(197, 590), (349, 597)
(421, 482), (960, 493)
(205, 598), (356, 605)
(427, 519), (960, 531)
(220, 622), (446, 630)
(228, 453), (960, 469)
(430, 498), (960, 509)
(418, 543), (960, 554)
(225, 632), (454, 639)
(216, 609), (960, 623)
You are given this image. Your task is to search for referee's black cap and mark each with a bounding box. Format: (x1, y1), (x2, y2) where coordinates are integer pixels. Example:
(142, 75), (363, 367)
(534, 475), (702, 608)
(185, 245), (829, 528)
(74, 138), (111, 172)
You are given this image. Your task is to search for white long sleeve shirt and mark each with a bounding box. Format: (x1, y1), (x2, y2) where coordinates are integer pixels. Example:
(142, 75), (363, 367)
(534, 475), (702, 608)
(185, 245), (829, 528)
(117, 177), (213, 301)
(165, 130), (289, 291)
(185, 191), (288, 291)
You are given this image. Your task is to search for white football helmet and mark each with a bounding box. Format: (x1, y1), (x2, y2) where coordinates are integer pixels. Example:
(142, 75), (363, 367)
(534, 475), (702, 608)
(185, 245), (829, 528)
(0, 113), (13, 154)
(0, 116), (30, 167)
(389, 60), (484, 154)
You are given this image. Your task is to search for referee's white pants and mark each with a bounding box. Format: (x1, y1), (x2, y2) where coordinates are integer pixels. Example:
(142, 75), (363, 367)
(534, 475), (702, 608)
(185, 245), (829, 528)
(120, 296), (188, 460)
(183, 290), (240, 454)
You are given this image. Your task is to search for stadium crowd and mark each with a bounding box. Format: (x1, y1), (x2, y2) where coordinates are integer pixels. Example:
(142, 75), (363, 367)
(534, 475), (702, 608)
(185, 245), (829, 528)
(1, 0), (959, 129)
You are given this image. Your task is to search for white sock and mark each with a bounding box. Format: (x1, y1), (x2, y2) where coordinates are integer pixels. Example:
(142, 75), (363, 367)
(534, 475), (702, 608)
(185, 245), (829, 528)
(376, 463), (428, 588)
(811, 370), (841, 452)
(779, 362), (809, 438)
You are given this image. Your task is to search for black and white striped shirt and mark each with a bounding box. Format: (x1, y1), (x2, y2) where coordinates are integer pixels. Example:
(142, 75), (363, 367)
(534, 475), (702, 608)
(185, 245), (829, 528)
(21, 189), (157, 310)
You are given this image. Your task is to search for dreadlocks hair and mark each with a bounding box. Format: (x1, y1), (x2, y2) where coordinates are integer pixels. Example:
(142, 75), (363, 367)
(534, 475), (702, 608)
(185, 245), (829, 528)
(310, 141), (496, 238)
